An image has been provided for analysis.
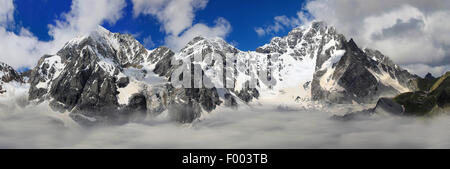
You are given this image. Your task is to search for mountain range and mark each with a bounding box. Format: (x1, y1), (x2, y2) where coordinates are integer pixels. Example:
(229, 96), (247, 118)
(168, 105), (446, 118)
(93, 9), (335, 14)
(1, 21), (445, 125)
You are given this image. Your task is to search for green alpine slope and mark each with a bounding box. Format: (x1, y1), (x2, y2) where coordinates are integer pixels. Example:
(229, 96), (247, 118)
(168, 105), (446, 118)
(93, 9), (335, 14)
(393, 72), (450, 115)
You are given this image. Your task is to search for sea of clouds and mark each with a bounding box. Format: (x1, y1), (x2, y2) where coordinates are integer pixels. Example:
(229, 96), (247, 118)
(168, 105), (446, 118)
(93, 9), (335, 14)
(1, 87), (450, 149)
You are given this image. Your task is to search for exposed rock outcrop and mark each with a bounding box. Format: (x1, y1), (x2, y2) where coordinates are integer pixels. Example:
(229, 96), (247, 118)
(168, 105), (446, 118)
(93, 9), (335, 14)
(0, 62), (24, 94)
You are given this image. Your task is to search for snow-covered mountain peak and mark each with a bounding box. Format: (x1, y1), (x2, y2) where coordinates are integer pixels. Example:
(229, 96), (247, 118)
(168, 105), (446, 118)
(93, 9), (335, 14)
(256, 21), (345, 64)
(289, 21), (329, 35)
(180, 36), (239, 56)
(0, 61), (23, 83)
(93, 25), (112, 36)
(56, 26), (152, 70)
(63, 26), (113, 48)
(0, 61), (25, 95)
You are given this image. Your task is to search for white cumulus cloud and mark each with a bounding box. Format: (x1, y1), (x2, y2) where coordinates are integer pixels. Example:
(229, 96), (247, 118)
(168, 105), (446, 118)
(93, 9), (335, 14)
(48, 0), (127, 51)
(0, 0), (127, 69)
(165, 17), (231, 51)
(0, 0), (14, 25)
(132, 0), (231, 51)
(302, 0), (450, 76)
(3, 88), (450, 148)
(255, 12), (309, 37)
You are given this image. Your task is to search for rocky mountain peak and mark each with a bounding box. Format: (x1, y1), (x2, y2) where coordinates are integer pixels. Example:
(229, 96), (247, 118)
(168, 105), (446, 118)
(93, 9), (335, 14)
(59, 25), (150, 68)
(256, 21), (345, 63)
(0, 62), (23, 83)
(425, 73), (435, 79)
(0, 61), (24, 94)
(311, 35), (417, 103)
(346, 38), (359, 50)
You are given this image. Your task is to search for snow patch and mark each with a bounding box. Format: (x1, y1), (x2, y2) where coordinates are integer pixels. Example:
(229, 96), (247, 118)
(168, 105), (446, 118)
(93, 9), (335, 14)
(368, 69), (410, 93)
(36, 55), (64, 89)
(321, 50), (345, 70)
(117, 80), (142, 105)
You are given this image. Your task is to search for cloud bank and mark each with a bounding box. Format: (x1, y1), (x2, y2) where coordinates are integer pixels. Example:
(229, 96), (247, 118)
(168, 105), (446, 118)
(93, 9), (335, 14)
(0, 0), (14, 25)
(2, 86), (450, 148)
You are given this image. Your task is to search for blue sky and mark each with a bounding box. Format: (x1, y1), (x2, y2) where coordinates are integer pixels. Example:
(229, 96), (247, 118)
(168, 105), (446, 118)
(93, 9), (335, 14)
(11, 0), (307, 51)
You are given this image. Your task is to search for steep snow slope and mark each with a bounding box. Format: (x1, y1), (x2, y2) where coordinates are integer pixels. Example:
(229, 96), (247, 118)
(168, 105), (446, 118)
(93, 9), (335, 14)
(253, 22), (345, 104)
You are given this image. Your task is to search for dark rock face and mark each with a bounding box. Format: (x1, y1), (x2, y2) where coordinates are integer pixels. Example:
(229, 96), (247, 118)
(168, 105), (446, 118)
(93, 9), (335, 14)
(152, 47), (175, 76)
(311, 38), (417, 104)
(30, 41), (126, 124)
(373, 98), (405, 115)
(425, 73), (435, 79)
(117, 77), (129, 88)
(437, 90), (450, 108)
(237, 87), (260, 103)
(331, 39), (380, 102)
